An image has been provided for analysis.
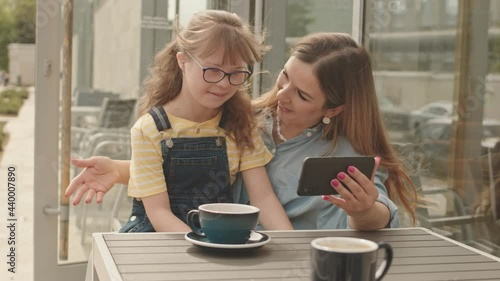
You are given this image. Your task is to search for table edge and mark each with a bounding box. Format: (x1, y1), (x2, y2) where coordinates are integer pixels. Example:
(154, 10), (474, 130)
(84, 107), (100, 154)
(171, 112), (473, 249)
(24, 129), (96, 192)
(93, 233), (123, 281)
(419, 227), (500, 262)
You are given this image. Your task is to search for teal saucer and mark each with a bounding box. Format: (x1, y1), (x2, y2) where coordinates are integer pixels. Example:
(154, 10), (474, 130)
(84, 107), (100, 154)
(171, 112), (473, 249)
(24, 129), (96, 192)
(185, 231), (270, 251)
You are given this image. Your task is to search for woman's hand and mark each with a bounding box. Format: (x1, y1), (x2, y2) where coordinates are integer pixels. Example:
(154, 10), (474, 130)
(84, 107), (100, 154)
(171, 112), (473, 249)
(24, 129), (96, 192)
(324, 156), (380, 215)
(65, 156), (120, 205)
(323, 156), (390, 230)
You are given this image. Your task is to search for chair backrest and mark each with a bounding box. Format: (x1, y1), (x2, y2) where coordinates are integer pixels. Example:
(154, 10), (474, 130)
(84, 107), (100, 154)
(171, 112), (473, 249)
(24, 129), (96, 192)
(394, 143), (478, 242)
(487, 149), (500, 223)
(466, 150), (500, 223)
(96, 98), (137, 129)
(74, 89), (120, 106)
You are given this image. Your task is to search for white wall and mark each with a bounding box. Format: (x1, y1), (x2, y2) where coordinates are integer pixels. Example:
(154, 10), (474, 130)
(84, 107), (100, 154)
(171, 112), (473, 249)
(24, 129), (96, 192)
(7, 43), (35, 86)
(93, 0), (142, 97)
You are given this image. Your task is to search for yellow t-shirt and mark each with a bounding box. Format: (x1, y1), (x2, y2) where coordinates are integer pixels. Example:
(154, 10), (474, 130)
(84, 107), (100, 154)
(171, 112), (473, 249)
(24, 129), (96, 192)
(128, 111), (272, 198)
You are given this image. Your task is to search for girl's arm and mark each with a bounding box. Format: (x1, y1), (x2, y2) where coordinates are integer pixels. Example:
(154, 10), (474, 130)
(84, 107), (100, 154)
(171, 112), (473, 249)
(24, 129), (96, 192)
(242, 166), (294, 230)
(141, 192), (191, 232)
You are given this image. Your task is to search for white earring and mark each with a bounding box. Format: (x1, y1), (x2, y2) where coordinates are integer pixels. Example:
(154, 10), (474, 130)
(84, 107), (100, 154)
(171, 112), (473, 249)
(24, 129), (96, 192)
(322, 117), (331, 125)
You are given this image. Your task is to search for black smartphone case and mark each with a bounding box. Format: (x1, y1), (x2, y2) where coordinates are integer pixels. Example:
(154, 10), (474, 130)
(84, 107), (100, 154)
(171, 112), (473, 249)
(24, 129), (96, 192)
(297, 157), (375, 196)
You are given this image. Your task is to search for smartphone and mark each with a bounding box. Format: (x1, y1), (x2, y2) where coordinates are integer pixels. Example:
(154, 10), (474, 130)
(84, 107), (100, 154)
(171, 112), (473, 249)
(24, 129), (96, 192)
(297, 156), (375, 196)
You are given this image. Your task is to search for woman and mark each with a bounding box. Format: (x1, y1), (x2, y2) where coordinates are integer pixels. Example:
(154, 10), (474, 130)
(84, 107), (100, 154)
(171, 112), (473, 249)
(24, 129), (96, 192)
(66, 32), (418, 230)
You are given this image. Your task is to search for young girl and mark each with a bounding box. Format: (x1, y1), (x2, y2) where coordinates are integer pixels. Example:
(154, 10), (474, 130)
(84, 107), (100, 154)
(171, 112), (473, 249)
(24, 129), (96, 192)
(120, 10), (293, 233)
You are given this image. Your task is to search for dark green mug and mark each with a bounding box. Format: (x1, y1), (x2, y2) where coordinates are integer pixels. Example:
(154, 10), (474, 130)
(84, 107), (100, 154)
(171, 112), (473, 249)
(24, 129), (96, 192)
(186, 203), (260, 244)
(311, 237), (393, 281)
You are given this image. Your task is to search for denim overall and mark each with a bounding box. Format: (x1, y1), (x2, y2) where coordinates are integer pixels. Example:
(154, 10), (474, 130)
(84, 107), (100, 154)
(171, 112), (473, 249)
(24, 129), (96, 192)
(120, 106), (232, 232)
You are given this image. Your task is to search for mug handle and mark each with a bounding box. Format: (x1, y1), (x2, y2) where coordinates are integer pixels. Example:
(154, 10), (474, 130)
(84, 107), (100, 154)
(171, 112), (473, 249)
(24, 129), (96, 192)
(186, 210), (204, 236)
(375, 242), (393, 281)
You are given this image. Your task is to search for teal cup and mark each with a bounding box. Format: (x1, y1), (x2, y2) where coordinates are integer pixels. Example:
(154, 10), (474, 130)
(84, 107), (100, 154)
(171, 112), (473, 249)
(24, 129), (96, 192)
(186, 203), (260, 244)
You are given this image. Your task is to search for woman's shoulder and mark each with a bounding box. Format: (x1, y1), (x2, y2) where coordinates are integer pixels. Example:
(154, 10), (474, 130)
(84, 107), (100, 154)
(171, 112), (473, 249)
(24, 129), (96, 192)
(327, 135), (361, 157)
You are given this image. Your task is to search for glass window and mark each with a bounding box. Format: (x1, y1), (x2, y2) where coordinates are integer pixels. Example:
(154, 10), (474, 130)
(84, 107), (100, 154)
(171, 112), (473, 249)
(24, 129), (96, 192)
(261, 0), (354, 93)
(286, 0), (352, 37)
(365, 0), (500, 257)
(66, 0), (224, 261)
(445, 0), (458, 26)
(420, 0), (435, 29)
(285, 0), (353, 49)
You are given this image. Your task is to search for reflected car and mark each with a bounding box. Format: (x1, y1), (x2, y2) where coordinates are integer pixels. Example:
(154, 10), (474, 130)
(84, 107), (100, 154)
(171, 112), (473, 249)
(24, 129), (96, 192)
(418, 117), (500, 176)
(377, 96), (410, 132)
(408, 101), (453, 138)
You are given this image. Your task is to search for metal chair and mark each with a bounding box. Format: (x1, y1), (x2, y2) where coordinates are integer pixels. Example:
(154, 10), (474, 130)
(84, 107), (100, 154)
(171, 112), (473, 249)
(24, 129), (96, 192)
(392, 142), (477, 239)
(72, 98), (137, 157)
(73, 88), (120, 107)
(71, 98), (137, 244)
(71, 89), (120, 128)
(465, 149), (500, 255)
(109, 184), (130, 232)
(394, 141), (500, 255)
(77, 137), (132, 244)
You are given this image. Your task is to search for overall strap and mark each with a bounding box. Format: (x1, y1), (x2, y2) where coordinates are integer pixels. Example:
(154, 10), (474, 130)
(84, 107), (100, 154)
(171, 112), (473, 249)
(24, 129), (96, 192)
(148, 106), (171, 132)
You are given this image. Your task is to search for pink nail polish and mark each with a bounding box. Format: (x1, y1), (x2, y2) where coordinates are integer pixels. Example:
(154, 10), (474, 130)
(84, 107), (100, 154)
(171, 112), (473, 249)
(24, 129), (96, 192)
(331, 179), (339, 187)
(337, 172), (346, 180)
(322, 195), (329, 200)
(348, 166), (355, 173)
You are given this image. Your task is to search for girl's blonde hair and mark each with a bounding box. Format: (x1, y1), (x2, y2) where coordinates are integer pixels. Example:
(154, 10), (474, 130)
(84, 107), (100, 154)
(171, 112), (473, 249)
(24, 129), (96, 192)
(253, 32), (420, 224)
(139, 10), (269, 150)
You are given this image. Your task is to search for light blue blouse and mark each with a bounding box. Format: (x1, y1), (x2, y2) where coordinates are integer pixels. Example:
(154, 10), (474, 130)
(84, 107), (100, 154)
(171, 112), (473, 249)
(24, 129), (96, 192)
(233, 114), (400, 229)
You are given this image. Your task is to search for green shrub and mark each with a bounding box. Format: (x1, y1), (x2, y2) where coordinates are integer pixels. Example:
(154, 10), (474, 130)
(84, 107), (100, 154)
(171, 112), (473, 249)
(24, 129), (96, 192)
(0, 122), (6, 152)
(1, 88), (29, 99)
(0, 99), (23, 115)
(0, 88), (29, 115)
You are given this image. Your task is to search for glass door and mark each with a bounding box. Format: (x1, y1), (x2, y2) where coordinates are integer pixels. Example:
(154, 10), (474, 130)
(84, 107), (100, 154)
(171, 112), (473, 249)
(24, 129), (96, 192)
(363, 0), (500, 256)
(34, 0), (86, 279)
(33, 1), (209, 280)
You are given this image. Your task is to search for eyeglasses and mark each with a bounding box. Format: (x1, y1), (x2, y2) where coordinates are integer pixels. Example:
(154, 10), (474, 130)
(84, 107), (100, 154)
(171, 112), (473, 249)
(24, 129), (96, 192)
(185, 51), (252, 86)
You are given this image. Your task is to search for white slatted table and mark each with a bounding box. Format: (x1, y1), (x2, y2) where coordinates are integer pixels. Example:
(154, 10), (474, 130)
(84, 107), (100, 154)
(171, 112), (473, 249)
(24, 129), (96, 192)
(90, 228), (500, 281)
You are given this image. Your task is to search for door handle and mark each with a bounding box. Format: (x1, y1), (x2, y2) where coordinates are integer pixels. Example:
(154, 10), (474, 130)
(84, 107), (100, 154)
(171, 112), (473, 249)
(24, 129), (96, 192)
(43, 205), (69, 220)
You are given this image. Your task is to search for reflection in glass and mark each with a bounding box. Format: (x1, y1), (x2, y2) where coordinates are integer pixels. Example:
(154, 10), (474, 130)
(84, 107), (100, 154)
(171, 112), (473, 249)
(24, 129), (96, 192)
(65, 0), (182, 264)
(284, 0), (353, 63)
(365, 0), (500, 257)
